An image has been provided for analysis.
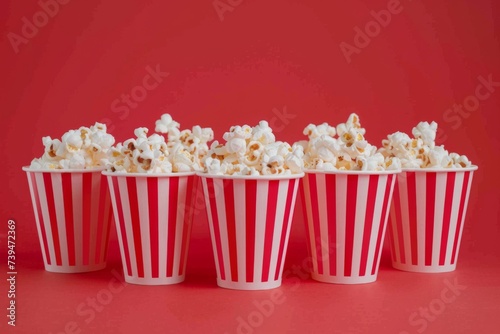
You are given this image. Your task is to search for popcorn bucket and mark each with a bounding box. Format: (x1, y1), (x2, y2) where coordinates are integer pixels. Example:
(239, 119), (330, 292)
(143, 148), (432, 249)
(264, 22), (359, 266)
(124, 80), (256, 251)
(387, 166), (478, 273)
(104, 171), (197, 285)
(301, 170), (399, 284)
(199, 173), (303, 290)
(23, 167), (113, 273)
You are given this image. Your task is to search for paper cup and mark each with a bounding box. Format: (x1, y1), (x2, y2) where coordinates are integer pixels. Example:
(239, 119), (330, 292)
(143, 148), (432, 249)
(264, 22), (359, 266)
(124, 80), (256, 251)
(301, 169), (399, 284)
(387, 166), (478, 273)
(104, 171), (196, 285)
(199, 173), (303, 290)
(23, 167), (113, 273)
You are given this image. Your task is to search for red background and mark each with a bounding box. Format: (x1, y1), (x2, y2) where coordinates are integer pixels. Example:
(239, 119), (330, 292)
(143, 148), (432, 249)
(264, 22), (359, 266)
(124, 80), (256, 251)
(1, 0), (500, 333)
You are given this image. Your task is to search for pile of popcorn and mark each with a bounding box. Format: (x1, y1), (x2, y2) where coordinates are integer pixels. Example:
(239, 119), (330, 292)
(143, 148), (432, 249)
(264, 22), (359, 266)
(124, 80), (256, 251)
(378, 121), (472, 168)
(30, 123), (115, 170)
(104, 114), (213, 173)
(29, 114), (473, 173)
(297, 113), (400, 171)
(203, 120), (304, 176)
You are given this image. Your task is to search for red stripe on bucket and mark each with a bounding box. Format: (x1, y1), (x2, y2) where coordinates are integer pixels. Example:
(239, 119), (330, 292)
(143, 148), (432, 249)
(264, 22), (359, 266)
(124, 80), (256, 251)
(406, 172), (418, 265)
(147, 177), (159, 278)
(244, 179), (257, 282)
(111, 177), (131, 276)
(223, 179), (238, 282)
(393, 177), (406, 264)
(127, 177), (144, 278)
(359, 175), (378, 276)
(308, 174), (323, 275)
(166, 176), (179, 278)
(451, 171), (471, 264)
(62, 173), (75, 266)
(425, 173), (436, 266)
(344, 175), (358, 277)
(439, 172), (456, 265)
(275, 179), (296, 281)
(32, 172), (51, 265)
(207, 178), (225, 280)
(371, 174), (394, 275)
(81, 173), (93, 266)
(94, 174), (106, 265)
(262, 180), (279, 282)
(44, 173), (62, 266)
(325, 174), (337, 276)
(179, 175), (195, 276)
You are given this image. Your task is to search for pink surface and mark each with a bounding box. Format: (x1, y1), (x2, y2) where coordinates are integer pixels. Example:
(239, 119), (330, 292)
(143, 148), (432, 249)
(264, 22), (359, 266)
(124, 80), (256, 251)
(1, 0), (500, 333)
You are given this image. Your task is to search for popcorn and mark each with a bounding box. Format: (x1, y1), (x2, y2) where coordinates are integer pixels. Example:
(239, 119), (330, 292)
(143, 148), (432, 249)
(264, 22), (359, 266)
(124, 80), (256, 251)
(428, 146), (450, 168)
(284, 144), (304, 174)
(379, 121), (473, 169)
(310, 135), (340, 162)
(223, 125), (252, 154)
(203, 121), (303, 176)
(356, 153), (384, 171)
(105, 114), (213, 173)
(336, 113), (366, 137)
(303, 123), (336, 139)
(155, 114), (180, 141)
(252, 121), (275, 145)
(450, 153), (472, 168)
(412, 121), (437, 147)
(301, 113), (399, 171)
(29, 122), (115, 170)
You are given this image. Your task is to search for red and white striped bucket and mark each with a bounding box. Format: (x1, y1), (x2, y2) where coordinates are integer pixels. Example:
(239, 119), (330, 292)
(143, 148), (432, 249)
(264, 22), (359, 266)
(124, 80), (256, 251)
(388, 167), (477, 273)
(301, 170), (399, 284)
(23, 167), (113, 273)
(104, 171), (197, 285)
(199, 173), (303, 290)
